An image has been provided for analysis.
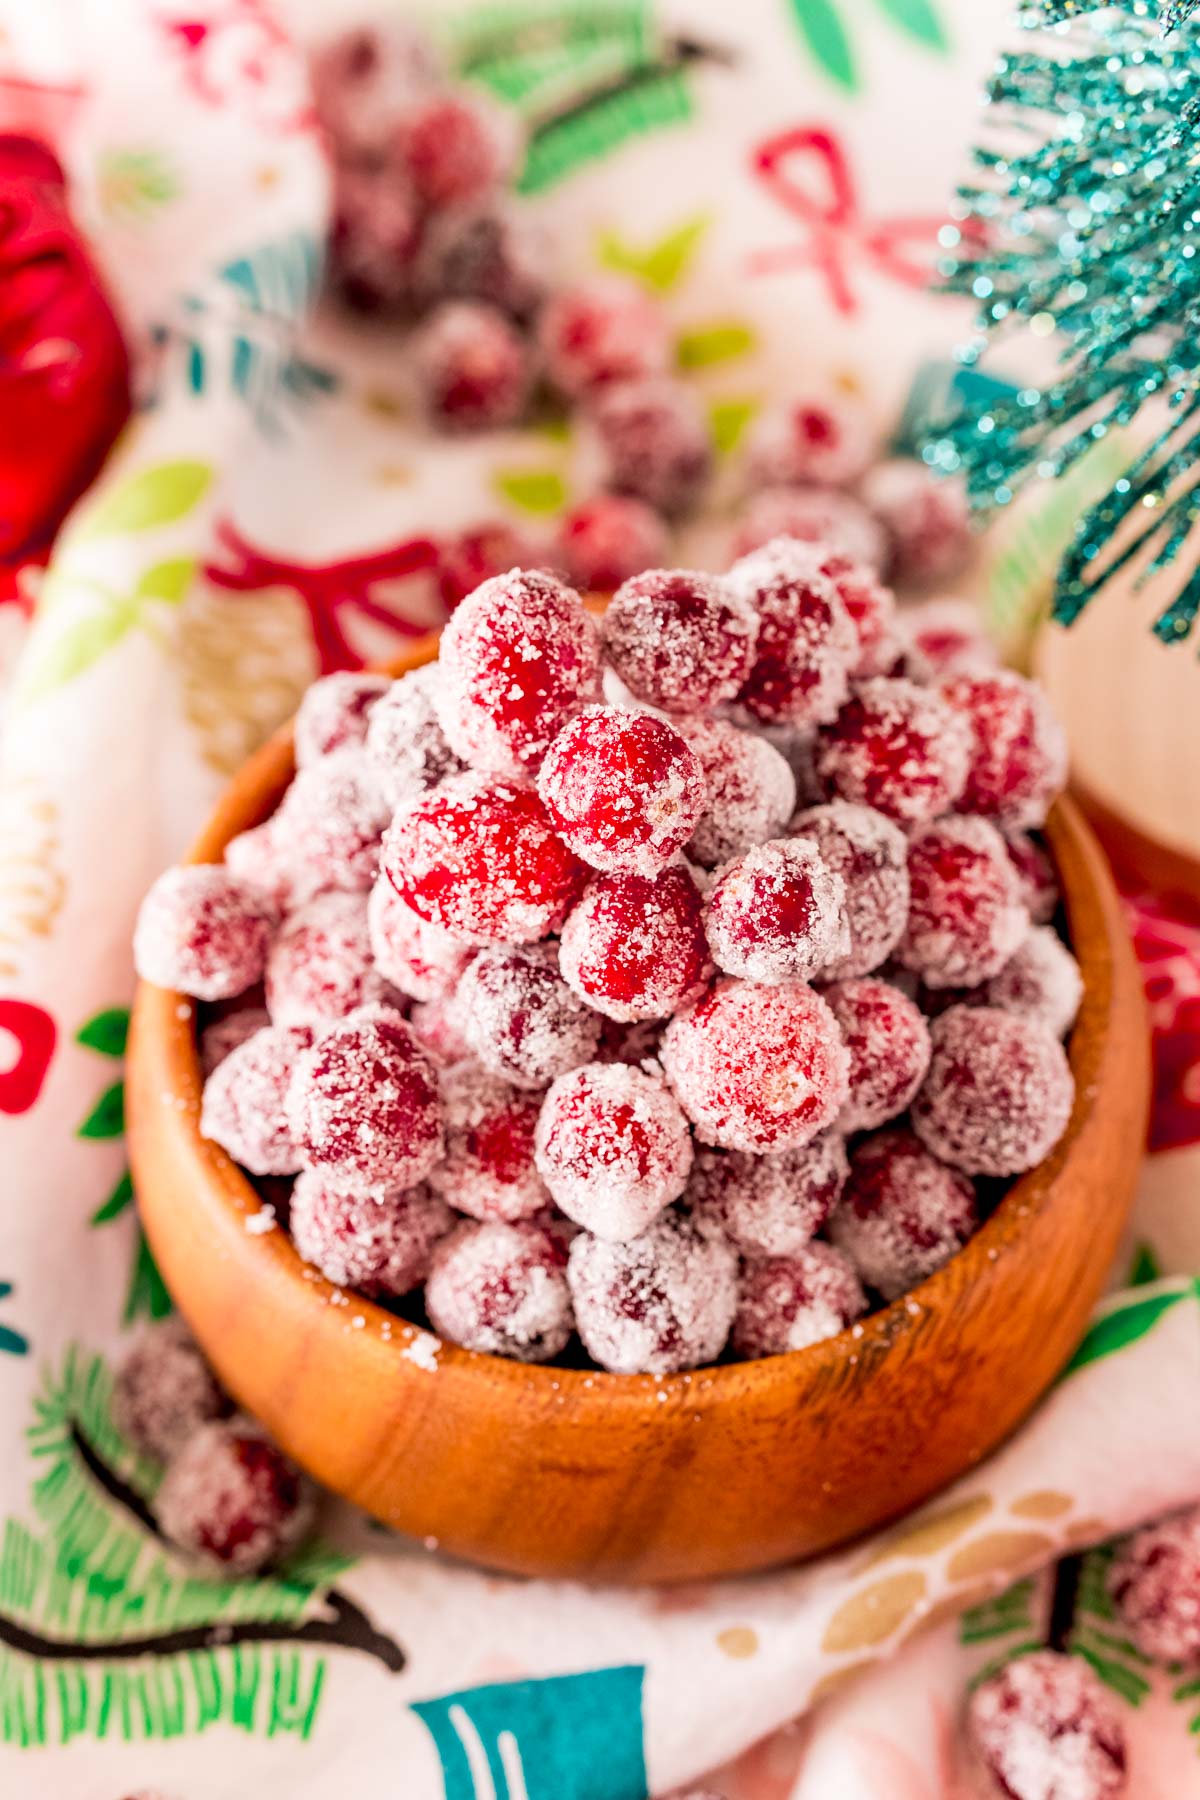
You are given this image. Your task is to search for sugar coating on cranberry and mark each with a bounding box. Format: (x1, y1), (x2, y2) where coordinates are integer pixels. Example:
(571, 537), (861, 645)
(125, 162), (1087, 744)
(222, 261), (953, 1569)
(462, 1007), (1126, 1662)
(729, 537), (858, 729)
(985, 927), (1083, 1040)
(1108, 1506), (1200, 1663)
(602, 569), (759, 714)
(829, 1128), (978, 1300)
(1004, 830), (1060, 926)
(199, 1005), (271, 1077)
(329, 159), (423, 311)
(815, 677), (970, 829)
(425, 1220), (573, 1361)
(383, 774), (585, 946)
(568, 1208), (737, 1374)
(290, 1169), (452, 1297)
(940, 670), (1068, 831)
(899, 815), (1029, 990)
(745, 393), (875, 490)
(662, 977), (850, 1153)
(912, 1004), (1074, 1176)
(201, 1022), (314, 1176)
(286, 1005), (444, 1193)
(861, 458), (972, 585)
(682, 719), (797, 869)
(732, 1242), (866, 1359)
(134, 866), (276, 1001)
(705, 837), (847, 986)
(534, 1061), (693, 1240)
(436, 567), (601, 777)
(458, 942), (603, 1087)
(966, 1650), (1128, 1800)
(266, 891), (392, 1026)
(899, 596), (998, 677)
(275, 750), (390, 895)
(731, 485), (888, 572)
(311, 24), (443, 160)
(412, 301), (532, 432)
(790, 801), (909, 979)
(538, 706), (707, 877)
(365, 665), (465, 809)
(409, 992), (473, 1067)
(823, 977), (932, 1133)
(592, 377), (713, 518)
(415, 200), (549, 326)
(224, 820), (297, 912)
(294, 671), (390, 767)
(553, 494), (670, 595)
(559, 863), (709, 1022)
(538, 276), (671, 398)
(393, 87), (520, 209)
(368, 876), (474, 1002)
(113, 1320), (228, 1464)
(687, 1134), (847, 1258)
(428, 1064), (550, 1222)
(155, 1417), (314, 1576)
(821, 553), (896, 676)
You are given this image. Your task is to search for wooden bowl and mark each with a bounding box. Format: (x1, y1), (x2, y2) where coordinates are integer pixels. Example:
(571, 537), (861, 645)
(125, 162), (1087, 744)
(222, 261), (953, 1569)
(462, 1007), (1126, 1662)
(127, 634), (1150, 1584)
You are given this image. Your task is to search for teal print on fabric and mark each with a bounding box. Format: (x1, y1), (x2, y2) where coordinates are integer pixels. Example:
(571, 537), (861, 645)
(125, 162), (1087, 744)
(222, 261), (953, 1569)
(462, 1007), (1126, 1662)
(0, 1284), (29, 1357)
(412, 1665), (647, 1800)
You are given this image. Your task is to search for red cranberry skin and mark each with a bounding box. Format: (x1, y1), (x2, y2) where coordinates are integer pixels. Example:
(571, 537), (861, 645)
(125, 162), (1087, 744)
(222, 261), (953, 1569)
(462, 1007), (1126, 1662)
(745, 392), (875, 490)
(898, 815), (1029, 990)
(559, 863), (709, 1023)
(224, 819), (297, 913)
(393, 88), (520, 209)
(538, 277), (671, 398)
(829, 1128), (979, 1301)
(985, 926), (1083, 1040)
(436, 567), (602, 778)
(383, 774), (586, 946)
(1108, 1506), (1200, 1663)
(286, 1005), (444, 1193)
(365, 665), (467, 810)
(686, 1134), (848, 1258)
(409, 992), (473, 1068)
(814, 676), (970, 830)
(436, 520), (544, 612)
(662, 977), (850, 1154)
(911, 1004), (1074, 1177)
(412, 301), (532, 432)
(428, 1064), (550, 1223)
(134, 866), (276, 1002)
(682, 719), (796, 870)
(415, 200), (549, 326)
(732, 1242), (866, 1359)
(537, 707), (707, 878)
(425, 1220), (574, 1362)
(155, 1418), (315, 1576)
(900, 596), (999, 678)
(113, 1319), (228, 1464)
(553, 495), (670, 595)
(966, 1650), (1128, 1800)
(729, 538), (858, 730)
(201, 1023), (314, 1176)
(704, 837), (848, 986)
(567, 1208), (738, 1374)
(731, 485), (888, 572)
(290, 1170), (452, 1297)
(821, 553), (896, 676)
(791, 801), (910, 979)
(940, 670), (1068, 831)
(265, 890), (392, 1027)
(823, 977), (932, 1133)
(329, 159), (423, 311)
(1004, 830), (1059, 926)
(294, 671), (390, 767)
(534, 1061), (694, 1240)
(274, 749), (391, 896)
(458, 942), (603, 1087)
(368, 876), (474, 1002)
(602, 568), (759, 714)
(591, 377), (713, 518)
(861, 458), (973, 585)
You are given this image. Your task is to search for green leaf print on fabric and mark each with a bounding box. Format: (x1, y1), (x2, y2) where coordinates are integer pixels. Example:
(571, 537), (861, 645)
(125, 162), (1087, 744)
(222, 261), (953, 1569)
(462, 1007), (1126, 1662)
(1127, 1243), (1162, 1288)
(19, 601), (140, 701)
(97, 148), (181, 222)
(708, 395), (760, 457)
(76, 1081), (125, 1142)
(135, 557), (196, 605)
(868, 0), (949, 53)
(787, 0), (856, 92)
(74, 1008), (131, 1059)
(597, 214), (710, 294)
(493, 467), (570, 515)
(675, 320), (757, 369)
(1061, 1282), (1199, 1378)
(90, 1171), (134, 1228)
(74, 462), (213, 543)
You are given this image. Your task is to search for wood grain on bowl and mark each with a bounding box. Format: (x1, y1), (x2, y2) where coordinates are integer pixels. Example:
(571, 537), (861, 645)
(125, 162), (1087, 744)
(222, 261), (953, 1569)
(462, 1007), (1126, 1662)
(127, 633), (1150, 1585)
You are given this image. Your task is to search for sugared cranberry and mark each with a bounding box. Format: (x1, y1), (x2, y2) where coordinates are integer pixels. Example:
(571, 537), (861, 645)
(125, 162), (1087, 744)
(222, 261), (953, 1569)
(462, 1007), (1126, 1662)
(266, 891), (392, 1026)
(553, 494), (670, 594)
(113, 1320), (228, 1463)
(383, 774), (585, 946)
(602, 568), (759, 713)
(912, 1004), (1074, 1176)
(704, 837), (847, 985)
(829, 1128), (978, 1300)
(329, 160), (423, 311)
(286, 1005), (444, 1193)
(537, 707), (707, 877)
(861, 458), (972, 585)
(814, 676), (970, 829)
(311, 24), (443, 159)
(732, 1242), (866, 1358)
(367, 877), (473, 1002)
(436, 520), (543, 612)
(223, 819), (297, 912)
(568, 1208), (737, 1374)
(790, 801), (909, 979)
(408, 992), (473, 1067)
(428, 1065), (550, 1223)
(274, 750), (390, 895)
(201, 1023), (314, 1175)
(458, 942), (602, 1086)
(823, 978), (932, 1133)
(729, 538), (858, 729)
(899, 815), (1029, 990)
(134, 866), (276, 1001)
(731, 485), (888, 572)
(436, 567), (601, 777)
(592, 378), (713, 518)
(538, 277), (671, 398)
(294, 671), (390, 767)
(199, 1004), (271, 1077)
(412, 301), (532, 432)
(425, 1220), (573, 1361)
(365, 664), (466, 809)
(662, 977), (850, 1153)
(290, 1169), (451, 1297)
(1108, 1507), (1200, 1663)
(393, 87), (520, 209)
(966, 1650), (1127, 1800)
(821, 553), (896, 675)
(534, 1061), (693, 1240)
(559, 863), (709, 1022)
(687, 1134), (847, 1258)
(1004, 830), (1059, 926)
(156, 1418), (314, 1576)
(940, 670), (1068, 831)
(745, 392), (875, 490)
(985, 927), (1083, 1039)
(415, 201), (549, 325)
(899, 596), (997, 676)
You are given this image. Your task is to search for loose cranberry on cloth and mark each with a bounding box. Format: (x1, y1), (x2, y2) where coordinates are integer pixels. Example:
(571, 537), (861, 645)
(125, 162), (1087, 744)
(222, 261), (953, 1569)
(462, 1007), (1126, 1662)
(537, 707), (707, 877)
(411, 300), (532, 431)
(425, 1219), (573, 1361)
(732, 1241), (866, 1358)
(113, 1320), (228, 1465)
(155, 1418), (315, 1577)
(553, 495), (669, 594)
(568, 1207), (738, 1374)
(965, 1650), (1128, 1800)
(538, 275), (671, 398)
(1108, 1505), (1200, 1663)
(591, 376), (713, 517)
(415, 201), (550, 326)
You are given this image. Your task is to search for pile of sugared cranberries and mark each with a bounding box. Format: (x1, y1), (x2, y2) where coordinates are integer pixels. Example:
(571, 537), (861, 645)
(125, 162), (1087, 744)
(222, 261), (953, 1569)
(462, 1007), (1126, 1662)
(136, 543), (1079, 1375)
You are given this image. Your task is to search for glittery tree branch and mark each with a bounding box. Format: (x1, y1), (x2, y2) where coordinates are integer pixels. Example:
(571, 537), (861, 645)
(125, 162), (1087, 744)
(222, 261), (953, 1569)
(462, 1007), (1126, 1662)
(924, 0), (1200, 641)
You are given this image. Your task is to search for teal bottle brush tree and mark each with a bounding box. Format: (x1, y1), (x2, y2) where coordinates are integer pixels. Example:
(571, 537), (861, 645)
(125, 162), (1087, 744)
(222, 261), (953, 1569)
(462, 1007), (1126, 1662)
(924, 0), (1200, 644)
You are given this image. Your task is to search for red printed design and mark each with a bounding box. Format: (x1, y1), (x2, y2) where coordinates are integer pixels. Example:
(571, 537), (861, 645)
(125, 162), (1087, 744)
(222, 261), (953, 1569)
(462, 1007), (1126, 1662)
(157, 0), (316, 134)
(0, 999), (57, 1116)
(1125, 887), (1200, 1154)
